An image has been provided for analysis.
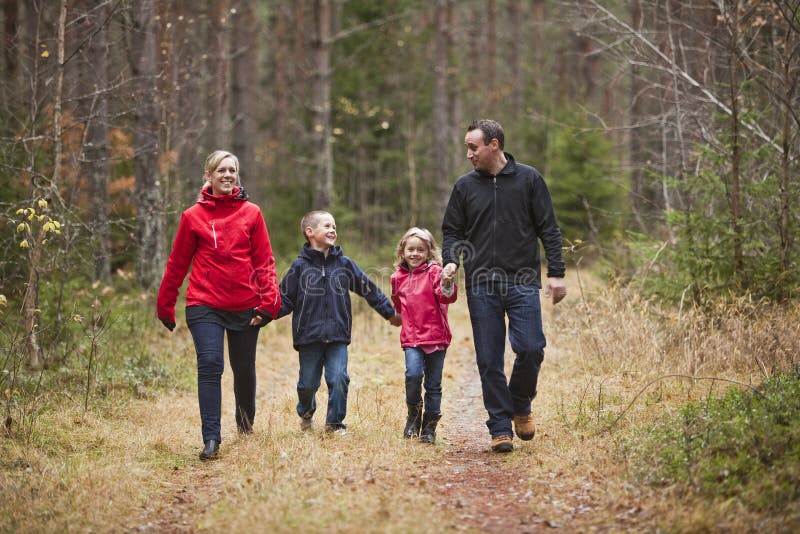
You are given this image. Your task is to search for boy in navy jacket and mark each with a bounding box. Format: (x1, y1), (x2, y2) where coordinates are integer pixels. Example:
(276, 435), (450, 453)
(277, 210), (401, 434)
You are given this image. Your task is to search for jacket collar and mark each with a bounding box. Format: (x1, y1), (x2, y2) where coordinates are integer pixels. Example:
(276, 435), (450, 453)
(300, 242), (342, 263)
(197, 185), (248, 207)
(397, 260), (433, 274)
(476, 152), (516, 179)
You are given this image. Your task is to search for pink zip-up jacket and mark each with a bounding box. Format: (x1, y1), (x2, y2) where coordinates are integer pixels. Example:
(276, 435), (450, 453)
(390, 261), (457, 348)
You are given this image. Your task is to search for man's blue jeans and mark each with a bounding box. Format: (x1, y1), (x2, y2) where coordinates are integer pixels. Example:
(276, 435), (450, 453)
(466, 283), (546, 438)
(404, 347), (446, 416)
(296, 342), (349, 429)
(188, 321), (260, 443)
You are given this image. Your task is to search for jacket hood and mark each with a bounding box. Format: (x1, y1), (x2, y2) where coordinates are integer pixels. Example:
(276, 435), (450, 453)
(300, 242), (342, 262)
(197, 185), (249, 206)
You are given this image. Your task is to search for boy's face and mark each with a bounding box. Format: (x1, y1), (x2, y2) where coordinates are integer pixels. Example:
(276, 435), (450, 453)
(305, 214), (337, 250)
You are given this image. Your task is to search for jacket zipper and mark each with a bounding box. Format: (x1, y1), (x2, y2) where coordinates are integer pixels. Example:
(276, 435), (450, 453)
(211, 220), (218, 248)
(492, 176), (497, 270)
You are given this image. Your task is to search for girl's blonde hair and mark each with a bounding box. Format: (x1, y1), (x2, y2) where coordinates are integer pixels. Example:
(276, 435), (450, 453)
(201, 150), (240, 194)
(394, 227), (442, 268)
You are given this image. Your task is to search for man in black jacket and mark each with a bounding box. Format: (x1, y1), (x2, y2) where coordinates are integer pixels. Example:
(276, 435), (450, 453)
(442, 119), (566, 453)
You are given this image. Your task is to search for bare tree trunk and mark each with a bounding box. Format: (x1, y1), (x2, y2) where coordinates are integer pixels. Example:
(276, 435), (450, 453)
(231, 0), (258, 200)
(629, 0), (647, 233)
(133, 0), (165, 289)
(2, 0), (19, 102)
(210, 0), (230, 149)
(84, 1), (111, 281)
(779, 24), (793, 301)
(406, 90), (417, 228)
(487, 0), (496, 99)
(433, 0), (452, 215)
(312, 0), (333, 208)
(507, 0), (522, 112)
(23, 0), (66, 368)
(726, 2), (744, 283)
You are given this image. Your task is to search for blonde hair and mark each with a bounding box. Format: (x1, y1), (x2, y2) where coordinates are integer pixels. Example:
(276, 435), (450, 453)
(201, 150), (240, 193)
(394, 227), (442, 268)
(300, 210), (334, 241)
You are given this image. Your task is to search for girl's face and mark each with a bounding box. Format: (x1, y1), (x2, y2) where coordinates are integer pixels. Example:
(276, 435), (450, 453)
(403, 236), (430, 269)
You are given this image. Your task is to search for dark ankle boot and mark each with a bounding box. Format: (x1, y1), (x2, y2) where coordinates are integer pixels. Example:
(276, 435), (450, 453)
(403, 403), (423, 438)
(199, 439), (219, 460)
(419, 413), (441, 443)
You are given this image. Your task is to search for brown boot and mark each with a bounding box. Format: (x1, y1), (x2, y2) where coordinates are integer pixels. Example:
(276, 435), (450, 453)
(491, 434), (513, 453)
(513, 413), (535, 441)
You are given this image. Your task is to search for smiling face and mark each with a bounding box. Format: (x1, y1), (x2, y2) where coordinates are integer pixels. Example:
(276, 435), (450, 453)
(305, 213), (337, 252)
(207, 156), (238, 196)
(403, 236), (430, 270)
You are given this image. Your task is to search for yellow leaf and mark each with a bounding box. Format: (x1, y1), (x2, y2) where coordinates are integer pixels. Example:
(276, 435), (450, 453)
(19, 239), (29, 248)
(0, 294), (7, 307)
(41, 50), (49, 58)
(37, 198), (48, 209)
(16, 223), (26, 232)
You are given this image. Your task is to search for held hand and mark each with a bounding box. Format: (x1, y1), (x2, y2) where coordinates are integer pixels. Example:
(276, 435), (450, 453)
(249, 315), (263, 326)
(544, 277), (567, 305)
(388, 313), (402, 327)
(442, 263), (457, 280)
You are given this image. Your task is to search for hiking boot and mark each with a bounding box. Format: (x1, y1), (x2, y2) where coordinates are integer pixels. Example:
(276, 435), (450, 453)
(513, 413), (535, 441)
(403, 403), (423, 439)
(419, 413), (441, 444)
(491, 435), (513, 453)
(199, 439), (219, 460)
(300, 416), (314, 432)
(324, 424), (347, 436)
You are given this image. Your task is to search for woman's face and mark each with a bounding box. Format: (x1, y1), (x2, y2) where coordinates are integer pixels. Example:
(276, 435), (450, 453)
(207, 156), (238, 196)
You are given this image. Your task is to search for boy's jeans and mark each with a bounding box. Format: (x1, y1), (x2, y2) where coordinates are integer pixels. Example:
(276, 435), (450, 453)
(466, 283), (546, 438)
(296, 342), (349, 429)
(188, 321), (259, 443)
(404, 347), (446, 416)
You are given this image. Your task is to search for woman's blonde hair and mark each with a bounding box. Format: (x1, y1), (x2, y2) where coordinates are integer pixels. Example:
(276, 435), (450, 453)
(394, 227), (442, 268)
(201, 150), (240, 193)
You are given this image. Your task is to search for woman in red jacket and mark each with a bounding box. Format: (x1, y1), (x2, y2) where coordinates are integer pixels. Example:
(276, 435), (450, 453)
(157, 150), (281, 460)
(390, 227), (457, 444)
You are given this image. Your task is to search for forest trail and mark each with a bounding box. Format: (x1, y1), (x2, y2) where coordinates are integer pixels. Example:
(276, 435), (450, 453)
(127, 281), (649, 532)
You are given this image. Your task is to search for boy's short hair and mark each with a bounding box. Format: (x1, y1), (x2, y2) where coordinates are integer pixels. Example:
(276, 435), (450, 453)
(300, 210), (333, 241)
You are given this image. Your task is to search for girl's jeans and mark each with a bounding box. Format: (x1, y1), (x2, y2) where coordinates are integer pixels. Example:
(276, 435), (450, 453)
(296, 342), (349, 430)
(188, 321), (259, 442)
(404, 347), (446, 416)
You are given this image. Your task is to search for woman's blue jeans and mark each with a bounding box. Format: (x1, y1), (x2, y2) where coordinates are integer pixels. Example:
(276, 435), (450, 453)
(404, 347), (446, 416)
(296, 342), (349, 429)
(466, 283), (546, 438)
(188, 322), (259, 443)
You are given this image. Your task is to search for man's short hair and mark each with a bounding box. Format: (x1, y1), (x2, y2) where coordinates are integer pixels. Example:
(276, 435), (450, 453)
(467, 119), (504, 150)
(300, 210), (333, 240)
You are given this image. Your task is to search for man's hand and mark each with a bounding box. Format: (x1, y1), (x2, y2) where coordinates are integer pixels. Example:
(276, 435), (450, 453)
(388, 313), (402, 327)
(544, 277), (567, 305)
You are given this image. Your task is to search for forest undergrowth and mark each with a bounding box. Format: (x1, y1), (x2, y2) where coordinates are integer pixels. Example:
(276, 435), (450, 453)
(1, 269), (799, 532)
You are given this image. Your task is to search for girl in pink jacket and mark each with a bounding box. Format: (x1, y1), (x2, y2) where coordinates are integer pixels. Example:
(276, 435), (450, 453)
(390, 227), (457, 443)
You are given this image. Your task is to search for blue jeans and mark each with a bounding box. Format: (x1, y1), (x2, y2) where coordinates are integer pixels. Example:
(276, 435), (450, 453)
(188, 322), (260, 443)
(466, 283), (546, 438)
(405, 347), (446, 416)
(296, 343), (349, 429)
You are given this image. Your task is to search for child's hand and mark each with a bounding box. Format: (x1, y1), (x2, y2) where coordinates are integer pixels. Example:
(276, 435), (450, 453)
(388, 313), (402, 327)
(441, 263), (456, 289)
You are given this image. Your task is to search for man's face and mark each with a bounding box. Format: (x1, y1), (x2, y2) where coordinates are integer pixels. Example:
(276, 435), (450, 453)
(464, 129), (496, 173)
(305, 214), (337, 249)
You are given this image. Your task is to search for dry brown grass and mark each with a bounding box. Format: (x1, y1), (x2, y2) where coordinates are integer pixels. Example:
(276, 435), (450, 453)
(2, 270), (798, 532)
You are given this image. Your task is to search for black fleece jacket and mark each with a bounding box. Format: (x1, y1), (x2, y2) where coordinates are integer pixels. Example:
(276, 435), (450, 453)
(441, 152), (565, 288)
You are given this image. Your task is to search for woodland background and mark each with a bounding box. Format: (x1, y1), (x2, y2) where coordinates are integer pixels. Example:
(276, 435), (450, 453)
(1, 1), (799, 531)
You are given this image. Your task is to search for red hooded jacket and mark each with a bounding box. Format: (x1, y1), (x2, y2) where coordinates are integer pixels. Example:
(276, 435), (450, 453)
(157, 186), (281, 323)
(390, 261), (457, 348)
